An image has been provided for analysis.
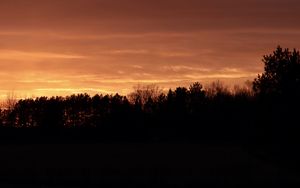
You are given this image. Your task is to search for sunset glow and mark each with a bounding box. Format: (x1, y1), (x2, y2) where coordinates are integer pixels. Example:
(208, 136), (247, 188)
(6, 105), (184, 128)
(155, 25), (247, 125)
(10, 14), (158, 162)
(1, 0), (300, 99)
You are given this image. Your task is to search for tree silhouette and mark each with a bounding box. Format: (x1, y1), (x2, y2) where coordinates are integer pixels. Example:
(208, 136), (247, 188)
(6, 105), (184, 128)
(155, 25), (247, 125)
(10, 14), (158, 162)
(189, 82), (205, 114)
(205, 80), (230, 98)
(128, 84), (162, 108)
(40, 96), (65, 129)
(253, 46), (300, 98)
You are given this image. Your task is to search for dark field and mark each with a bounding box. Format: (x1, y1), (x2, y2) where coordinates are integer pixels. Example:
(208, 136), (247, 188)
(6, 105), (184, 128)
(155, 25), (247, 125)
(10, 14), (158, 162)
(0, 141), (299, 187)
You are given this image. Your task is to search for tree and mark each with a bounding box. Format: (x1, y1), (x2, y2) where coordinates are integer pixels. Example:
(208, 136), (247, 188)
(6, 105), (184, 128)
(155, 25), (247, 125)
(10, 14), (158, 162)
(189, 82), (205, 113)
(205, 80), (229, 98)
(128, 84), (162, 107)
(253, 46), (300, 97)
(173, 87), (189, 114)
(5, 92), (17, 111)
(189, 82), (205, 99)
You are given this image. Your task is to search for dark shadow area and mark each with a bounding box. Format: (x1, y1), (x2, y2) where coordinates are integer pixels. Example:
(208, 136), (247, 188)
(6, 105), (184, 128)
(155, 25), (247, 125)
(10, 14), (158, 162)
(0, 46), (299, 187)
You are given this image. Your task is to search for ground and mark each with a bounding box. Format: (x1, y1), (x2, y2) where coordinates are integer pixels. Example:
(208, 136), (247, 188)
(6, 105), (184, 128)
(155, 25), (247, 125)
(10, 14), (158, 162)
(0, 142), (297, 187)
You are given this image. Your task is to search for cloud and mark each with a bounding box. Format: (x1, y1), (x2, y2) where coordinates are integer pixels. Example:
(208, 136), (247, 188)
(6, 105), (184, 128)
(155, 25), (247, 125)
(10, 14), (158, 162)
(158, 52), (195, 57)
(0, 50), (86, 61)
(103, 49), (149, 55)
(34, 88), (112, 94)
(162, 65), (211, 72)
(131, 65), (143, 69)
(0, 0), (299, 98)
(17, 79), (68, 84)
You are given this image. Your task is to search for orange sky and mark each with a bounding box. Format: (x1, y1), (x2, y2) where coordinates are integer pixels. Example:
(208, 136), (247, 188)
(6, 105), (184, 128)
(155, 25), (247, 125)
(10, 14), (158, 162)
(0, 0), (300, 99)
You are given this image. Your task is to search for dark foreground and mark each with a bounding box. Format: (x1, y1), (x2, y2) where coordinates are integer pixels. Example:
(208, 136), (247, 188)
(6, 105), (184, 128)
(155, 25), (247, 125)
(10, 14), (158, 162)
(0, 141), (299, 187)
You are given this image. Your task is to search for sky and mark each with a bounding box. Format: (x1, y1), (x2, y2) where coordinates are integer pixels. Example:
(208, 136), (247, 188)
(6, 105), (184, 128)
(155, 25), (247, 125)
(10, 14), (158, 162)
(0, 0), (300, 99)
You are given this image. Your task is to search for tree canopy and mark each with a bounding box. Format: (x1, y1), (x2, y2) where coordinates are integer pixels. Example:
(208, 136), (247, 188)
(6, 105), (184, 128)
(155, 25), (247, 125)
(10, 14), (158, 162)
(253, 46), (300, 97)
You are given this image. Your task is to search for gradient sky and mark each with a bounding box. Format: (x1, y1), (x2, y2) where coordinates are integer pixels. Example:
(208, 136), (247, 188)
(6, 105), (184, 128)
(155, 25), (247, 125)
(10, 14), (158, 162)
(0, 0), (300, 99)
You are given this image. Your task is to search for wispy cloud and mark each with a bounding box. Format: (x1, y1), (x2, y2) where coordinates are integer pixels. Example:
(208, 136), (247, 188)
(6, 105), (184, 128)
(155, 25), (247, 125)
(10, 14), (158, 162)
(184, 73), (257, 79)
(158, 52), (195, 57)
(17, 79), (69, 84)
(163, 65), (211, 72)
(0, 30), (195, 40)
(34, 88), (112, 93)
(0, 50), (86, 61)
(131, 65), (143, 69)
(103, 49), (149, 55)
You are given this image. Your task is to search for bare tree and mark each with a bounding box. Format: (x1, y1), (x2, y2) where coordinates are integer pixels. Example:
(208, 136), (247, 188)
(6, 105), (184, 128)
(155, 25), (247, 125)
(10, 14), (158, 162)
(128, 84), (163, 106)
(233, 80), (254, 97)
(5, 91), (17, 111)
(205, 80), (230, 98)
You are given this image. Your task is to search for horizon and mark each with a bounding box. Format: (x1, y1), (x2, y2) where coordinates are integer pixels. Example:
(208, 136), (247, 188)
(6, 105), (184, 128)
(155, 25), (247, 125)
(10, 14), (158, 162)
(0, 79), (251, 103)
(1, 0), (300, 99)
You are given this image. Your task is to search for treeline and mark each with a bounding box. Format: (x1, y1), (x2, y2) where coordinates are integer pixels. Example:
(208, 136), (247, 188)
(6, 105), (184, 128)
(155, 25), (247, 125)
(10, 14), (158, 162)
(0, 82), (253, 129)
(0, 81), (297, 142)
(0, 46), (299, 144)
(0, 82), (255, 141)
